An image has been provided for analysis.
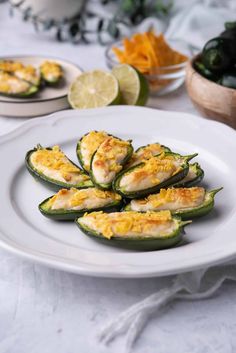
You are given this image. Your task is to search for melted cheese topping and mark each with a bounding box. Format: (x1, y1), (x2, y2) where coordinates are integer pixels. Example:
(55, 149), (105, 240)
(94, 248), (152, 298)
(80, 131), (109, 171)
(0, 71), (30, 94)
(48, 187), (121, 210)
(130, 187), (205, 212)
(30, 146), (90, 185)
(40, 61), (62, 81)
(179, 165), (197, 183)
(127, 143), (165, 168)
(0, 60), (24, 72)
(120, 154), (182, 192)
(14, 66), (40, 86)
(0, 61), (39, 86)
(92, 137), (130, 184)
(79, 210), (176, 239)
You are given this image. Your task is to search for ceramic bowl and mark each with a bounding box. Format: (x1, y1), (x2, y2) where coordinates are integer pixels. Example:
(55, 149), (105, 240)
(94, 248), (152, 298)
(186, 55), (236, 129)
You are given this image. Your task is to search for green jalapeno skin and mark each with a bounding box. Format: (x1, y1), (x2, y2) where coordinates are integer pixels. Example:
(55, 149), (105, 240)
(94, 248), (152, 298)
(25, 146), (93, 192)
(124, 188), (223, 220)
(113, 152), (197, 199)
(0, 83), (38, 98)
(75, 215), (191, 251)
(202, 37), (235, 72)
(174, 188), (223, 220)
(172, 162), (204, 188)
(38, 195), (123, 221)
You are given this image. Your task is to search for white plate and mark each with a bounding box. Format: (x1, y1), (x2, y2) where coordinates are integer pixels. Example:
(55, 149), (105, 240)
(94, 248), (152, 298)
(0, 106), (235, 278)
(0, 55), (83, 117)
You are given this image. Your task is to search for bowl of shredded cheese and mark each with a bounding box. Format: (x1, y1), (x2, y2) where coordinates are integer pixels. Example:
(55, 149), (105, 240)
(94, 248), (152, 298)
(105, 31), (191, 96)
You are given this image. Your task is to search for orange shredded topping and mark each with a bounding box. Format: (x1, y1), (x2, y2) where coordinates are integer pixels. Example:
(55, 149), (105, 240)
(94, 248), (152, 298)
(81, 210), (172, 239)
(135, 187), (205, 208)
(113, 31), (188, 75)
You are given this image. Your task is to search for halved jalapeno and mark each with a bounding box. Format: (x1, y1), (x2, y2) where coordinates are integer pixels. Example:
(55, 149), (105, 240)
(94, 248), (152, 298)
(76, 210), (191, 250)
(76, 131), (110, 173)
(25, 145), (93, 191)
(39, 187), (123, 220)
(113, 152), (197, 199)
(124, 187), (222, 219)
(90, 136), (133, 190)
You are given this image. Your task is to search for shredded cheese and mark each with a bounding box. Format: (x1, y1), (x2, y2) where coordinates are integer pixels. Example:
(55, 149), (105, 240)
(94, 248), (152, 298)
(132, 156), (176, 182)
(31, 146), (90, 183)
(80, 131), (109, 171)
(0, 60), (24, 72)
(0, 71), (30, 94)
(113, 31), (188, 75)
(40, 61), (62, 80)
(48, 187), (121, 210)
(131, 187), (205, 211)
(127, 143), (165, 168)
(92, 136), (130, 183)
(80, 210), (173, 239)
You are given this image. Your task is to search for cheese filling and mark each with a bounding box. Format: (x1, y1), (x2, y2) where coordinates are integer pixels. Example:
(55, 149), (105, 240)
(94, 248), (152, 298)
(130, 187), (205, 212)
(0, 61), (40, 87)
(47, 187), (121, 211)
(0, 71), (30, 94)
(0, 60), (24, 73)
(14, 66), (40, 86)
(40, 61), (62, 81)
(79, 210), (176, 239)
(120, 155), (183, 192)
(30, 146), (90, 185)
(92, 136), (130, 184)
(127, 143), (165, 168)
(179, 165), (197, 183)
(80, 131), (109, 171)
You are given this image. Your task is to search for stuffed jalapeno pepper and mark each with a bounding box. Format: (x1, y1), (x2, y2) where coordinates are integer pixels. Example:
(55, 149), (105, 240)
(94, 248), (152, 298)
(0, 60), (41, 86)
(39, 187), (123, 220)
(0, 71), (38, 98)
(76, 210), (191, 250)
(40, 61), (63, 84)
(90, 136), (133, 190)
(113, 152), (197, 199)
(76, 130), (110, 173)
(124, 187), (222, 219)
(25, 145), (93, 191)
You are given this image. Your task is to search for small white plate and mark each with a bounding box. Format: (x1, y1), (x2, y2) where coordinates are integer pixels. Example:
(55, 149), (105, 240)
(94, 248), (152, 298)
(0, 55), (83, 117)
(0, 106), (235, 278)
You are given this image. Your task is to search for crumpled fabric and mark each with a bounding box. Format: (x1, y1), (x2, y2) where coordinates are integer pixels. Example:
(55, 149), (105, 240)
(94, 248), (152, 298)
(138, 1), (236, 51)
(98, 264), (236, 353)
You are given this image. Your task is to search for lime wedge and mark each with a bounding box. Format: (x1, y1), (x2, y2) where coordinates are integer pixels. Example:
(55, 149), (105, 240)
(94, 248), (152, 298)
(112, 64), (149, 106)
(68, 70), (121, 109)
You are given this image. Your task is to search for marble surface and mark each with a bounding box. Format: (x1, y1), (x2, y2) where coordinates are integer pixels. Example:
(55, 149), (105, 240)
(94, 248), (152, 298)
(0, 3), (236, 353)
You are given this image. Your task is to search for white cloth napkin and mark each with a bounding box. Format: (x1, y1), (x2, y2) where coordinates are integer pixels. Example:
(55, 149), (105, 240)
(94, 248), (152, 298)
(138, 0), (236, 51)
(98, 263), (236, 353)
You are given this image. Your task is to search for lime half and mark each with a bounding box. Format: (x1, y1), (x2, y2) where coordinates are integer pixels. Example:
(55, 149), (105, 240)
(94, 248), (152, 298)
(68, 70), (121, 109)
(112, 64), (149, 106)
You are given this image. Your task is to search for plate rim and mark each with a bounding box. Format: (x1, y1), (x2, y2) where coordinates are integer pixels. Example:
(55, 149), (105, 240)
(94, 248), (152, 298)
(1, 106), (236, 278)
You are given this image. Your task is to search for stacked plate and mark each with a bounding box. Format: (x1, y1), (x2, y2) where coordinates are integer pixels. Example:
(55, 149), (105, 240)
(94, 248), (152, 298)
(0, 55), (82, 117)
